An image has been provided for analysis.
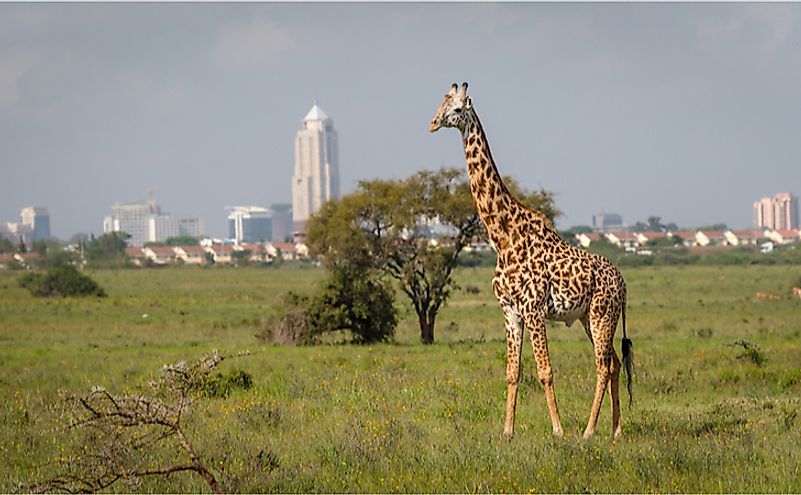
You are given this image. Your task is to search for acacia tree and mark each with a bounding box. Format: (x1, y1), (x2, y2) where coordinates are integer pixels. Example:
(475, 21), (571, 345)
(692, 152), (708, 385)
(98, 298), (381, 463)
(307, 167), (558, 344)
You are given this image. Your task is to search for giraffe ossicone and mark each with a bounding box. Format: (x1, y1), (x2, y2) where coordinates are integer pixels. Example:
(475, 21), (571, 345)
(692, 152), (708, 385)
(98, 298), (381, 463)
(430, 82), (633, 440)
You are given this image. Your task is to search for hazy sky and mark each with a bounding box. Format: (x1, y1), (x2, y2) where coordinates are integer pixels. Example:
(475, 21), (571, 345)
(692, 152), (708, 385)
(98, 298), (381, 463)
(2, 3), (800, 239)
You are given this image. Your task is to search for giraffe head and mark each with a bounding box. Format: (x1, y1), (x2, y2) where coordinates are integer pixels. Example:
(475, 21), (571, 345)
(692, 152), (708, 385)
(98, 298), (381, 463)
(429, 82), (473, 133)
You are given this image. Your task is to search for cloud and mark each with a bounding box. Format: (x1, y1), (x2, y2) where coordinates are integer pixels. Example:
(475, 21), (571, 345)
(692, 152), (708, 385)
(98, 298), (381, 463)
(698, 4), (799, 65)
(211, 15), (291, 70)
(113, 72), (188, 114)
(0, 48), (38, 110)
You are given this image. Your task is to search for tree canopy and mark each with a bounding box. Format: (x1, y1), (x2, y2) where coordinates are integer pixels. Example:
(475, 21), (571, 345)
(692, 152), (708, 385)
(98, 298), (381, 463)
(307, 167), (558, 344)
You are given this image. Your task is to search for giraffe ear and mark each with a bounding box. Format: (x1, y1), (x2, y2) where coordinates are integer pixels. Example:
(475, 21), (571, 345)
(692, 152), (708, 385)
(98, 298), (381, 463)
(465, 96), (473, 110)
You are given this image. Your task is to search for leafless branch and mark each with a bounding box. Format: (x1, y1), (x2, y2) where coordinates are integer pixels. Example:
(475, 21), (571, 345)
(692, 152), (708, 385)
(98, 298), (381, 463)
(26, 350), (249, 494)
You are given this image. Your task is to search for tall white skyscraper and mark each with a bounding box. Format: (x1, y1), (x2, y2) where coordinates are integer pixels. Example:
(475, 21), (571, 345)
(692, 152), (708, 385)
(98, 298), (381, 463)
(292, 102), (340, 233)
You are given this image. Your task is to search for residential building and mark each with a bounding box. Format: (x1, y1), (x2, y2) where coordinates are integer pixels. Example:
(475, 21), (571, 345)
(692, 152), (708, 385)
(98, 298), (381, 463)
(695, 230), (727, 247)
(635, 231), (667, 246)
(725, 229), (766, 246)
(205, 244), (235, 264)
(766, 229), (801, 245)
(292, 102), (340, 233)
(174, 245), (208, 265)
(773, 193), (799, 230)
(575, 232), (602, 248)
(227, 206), (272, 244)
(143, 245), (176, 265)
(668, 230), (697, 246)
(604, 231), (638, 249)
(754, 192), (799, 230)
(124, 247), (146, 267)
(237, 242), (270, 263)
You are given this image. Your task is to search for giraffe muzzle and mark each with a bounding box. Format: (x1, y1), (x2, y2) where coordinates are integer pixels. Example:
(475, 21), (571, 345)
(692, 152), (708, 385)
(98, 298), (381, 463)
(429, 121), (441, 133)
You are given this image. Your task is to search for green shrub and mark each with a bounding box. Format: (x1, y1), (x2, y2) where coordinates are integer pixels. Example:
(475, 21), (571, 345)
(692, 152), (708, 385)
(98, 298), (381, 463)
(726, 339), (766, 367)
(259, 292), (318, 346)
(18, 266), (107, 297)
(199, 369), (254, 398)
(264, 264), (397, 345)
(311, 263), (397, 344)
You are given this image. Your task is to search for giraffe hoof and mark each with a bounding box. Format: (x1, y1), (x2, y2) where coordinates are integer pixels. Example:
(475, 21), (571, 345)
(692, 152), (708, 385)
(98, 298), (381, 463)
(582, 430), (594, 440)
(501, 430), (514, 442)
(552, 427), (564, 438)
(613, 428), (622, 440)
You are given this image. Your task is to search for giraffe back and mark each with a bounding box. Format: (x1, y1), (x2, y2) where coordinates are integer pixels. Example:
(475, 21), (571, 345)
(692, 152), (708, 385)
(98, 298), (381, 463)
(492, 199), (626, 325)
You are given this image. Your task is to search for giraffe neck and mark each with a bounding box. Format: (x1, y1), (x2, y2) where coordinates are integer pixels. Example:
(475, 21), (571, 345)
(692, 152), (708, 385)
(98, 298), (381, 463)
(462, 111), (515, 243)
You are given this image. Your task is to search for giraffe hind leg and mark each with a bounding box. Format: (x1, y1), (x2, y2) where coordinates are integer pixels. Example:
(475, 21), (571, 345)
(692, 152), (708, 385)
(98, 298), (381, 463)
(608, 348), (622, 439)
(582, 315), (615, 440)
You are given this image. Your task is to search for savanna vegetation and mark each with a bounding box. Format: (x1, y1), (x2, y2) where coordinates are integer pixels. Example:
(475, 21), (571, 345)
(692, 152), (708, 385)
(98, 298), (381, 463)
(1, 264), (800, 492)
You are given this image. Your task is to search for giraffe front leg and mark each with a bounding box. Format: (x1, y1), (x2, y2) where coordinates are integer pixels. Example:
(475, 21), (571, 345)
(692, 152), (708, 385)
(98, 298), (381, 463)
(525, 310), (564, 437)
(501, 304), (524, 440)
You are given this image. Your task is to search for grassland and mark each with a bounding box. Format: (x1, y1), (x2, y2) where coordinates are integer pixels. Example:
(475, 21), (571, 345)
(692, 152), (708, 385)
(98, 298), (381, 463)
(1, 264), (800, 492)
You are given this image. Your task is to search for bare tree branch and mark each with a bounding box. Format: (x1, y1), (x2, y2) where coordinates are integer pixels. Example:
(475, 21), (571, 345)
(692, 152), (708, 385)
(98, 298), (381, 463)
(27, 350), (249, 494)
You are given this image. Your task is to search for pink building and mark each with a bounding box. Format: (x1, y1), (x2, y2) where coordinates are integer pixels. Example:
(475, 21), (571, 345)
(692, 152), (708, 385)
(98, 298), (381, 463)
(754, 192), (799, 230)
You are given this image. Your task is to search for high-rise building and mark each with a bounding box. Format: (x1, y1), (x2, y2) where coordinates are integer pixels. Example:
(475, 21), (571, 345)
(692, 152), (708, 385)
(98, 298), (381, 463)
(754, 192), (798, 230)
(269, 203), (293, 243)
(592, 211), (623, 232)
(2, 207), (50, 244)
(227, 206), (272, 243)
(292, 102), (340, 233)
(103, 199), (159, 246)
(103, 192), (203, 246)
(773, 192), (799, 230)
(18, 207), (50, 242)
(753, 196), (774, 230)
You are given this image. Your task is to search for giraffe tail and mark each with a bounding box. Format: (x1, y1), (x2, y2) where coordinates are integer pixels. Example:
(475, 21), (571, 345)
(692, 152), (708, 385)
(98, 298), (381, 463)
(621, 303), (634, 407)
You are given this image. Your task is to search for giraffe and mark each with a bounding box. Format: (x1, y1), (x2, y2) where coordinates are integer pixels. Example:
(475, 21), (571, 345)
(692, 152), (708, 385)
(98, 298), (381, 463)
(429, 82), (633, 439)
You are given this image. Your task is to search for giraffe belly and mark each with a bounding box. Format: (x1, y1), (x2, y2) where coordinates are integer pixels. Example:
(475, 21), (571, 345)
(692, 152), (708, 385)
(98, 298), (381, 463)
(545, 291), (588, 326)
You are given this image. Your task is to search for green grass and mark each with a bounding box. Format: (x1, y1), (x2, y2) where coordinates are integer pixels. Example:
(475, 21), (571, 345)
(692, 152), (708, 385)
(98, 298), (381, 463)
(1, 264), (800, 492)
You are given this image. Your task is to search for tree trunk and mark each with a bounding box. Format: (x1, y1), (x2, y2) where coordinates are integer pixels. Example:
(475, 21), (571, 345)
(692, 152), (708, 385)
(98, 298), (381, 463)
(419, 310), (436, 345)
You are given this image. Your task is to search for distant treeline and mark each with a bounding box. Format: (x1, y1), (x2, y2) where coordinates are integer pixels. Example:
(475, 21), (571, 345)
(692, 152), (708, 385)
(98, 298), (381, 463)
(458, 242), (801, 268)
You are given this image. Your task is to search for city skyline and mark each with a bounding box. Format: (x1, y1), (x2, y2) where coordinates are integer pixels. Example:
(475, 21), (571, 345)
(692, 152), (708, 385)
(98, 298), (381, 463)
(2, 3), (800, 239)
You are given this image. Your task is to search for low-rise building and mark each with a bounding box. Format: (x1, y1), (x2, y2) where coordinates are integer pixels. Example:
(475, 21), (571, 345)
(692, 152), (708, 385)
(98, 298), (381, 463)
(667, 230), (697, 247)
(724, 229), (766, 246)
(205, 244), (235, 264)
(766, 229), (801, 245)
(237, 242), (269, 263)
(695, 230), (727, 247)
(575, 232), (602, 248)
(143, 246), (176, 265)
(635, 231), (667, 245)
(125, 247), (146, 266)
(174, 245), (208, 265)
(604, 231), (639, 249)
(267, 242), (304, 260)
